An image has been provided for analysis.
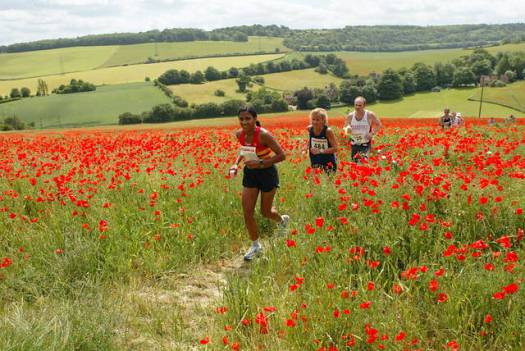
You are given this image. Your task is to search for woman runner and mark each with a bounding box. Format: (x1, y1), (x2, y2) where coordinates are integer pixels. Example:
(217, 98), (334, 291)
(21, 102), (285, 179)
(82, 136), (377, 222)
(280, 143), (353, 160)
(307, 108), (338, 172)
(229, 106), (289, 261)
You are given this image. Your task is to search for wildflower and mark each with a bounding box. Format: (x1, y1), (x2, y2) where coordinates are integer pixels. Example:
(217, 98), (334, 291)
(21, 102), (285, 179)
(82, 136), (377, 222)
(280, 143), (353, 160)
(437, 293), (448, 303)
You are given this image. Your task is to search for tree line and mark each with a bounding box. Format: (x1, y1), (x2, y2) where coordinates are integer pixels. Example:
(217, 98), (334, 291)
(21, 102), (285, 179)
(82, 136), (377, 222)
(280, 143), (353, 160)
(119, 87), (289, 125)
(288, 48), (525, 110)
(283, 24), (525, 52)
(0, 25), (290, 53)
(2, 24), (524, 54)
(156, 54), (348, 87)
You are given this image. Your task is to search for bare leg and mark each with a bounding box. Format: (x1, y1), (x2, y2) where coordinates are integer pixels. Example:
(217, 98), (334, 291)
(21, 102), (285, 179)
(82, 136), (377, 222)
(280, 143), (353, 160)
(260, 188), (282, 222)
(242, 187), (260, 241)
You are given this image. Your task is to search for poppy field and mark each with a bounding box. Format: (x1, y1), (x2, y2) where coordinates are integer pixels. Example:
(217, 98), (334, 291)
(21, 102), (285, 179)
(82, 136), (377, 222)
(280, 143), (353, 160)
(0, 117), (523, 350)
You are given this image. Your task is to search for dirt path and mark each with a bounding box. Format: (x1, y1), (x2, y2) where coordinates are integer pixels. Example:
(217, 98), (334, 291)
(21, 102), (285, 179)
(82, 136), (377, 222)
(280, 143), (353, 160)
(120, 255), (250, 350)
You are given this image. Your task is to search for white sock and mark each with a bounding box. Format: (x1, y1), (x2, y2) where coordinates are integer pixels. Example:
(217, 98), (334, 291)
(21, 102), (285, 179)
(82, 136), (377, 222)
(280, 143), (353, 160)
(252, 240), (260, 248)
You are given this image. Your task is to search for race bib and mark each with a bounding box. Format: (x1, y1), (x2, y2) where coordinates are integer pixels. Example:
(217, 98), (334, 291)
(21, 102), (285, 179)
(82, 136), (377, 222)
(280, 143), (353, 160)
(352, 133), (367, 144)
(311, 137), (329, 151)
(239, 146), (259, 161)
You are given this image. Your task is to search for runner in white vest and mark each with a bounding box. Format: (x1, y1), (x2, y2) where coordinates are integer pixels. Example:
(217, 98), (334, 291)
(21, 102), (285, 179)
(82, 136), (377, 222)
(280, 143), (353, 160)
(343, 96), (382, 162)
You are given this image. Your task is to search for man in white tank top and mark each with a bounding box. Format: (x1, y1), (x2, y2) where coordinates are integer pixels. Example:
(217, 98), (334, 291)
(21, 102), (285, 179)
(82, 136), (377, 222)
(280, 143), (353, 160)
(343, 96), (382, 162)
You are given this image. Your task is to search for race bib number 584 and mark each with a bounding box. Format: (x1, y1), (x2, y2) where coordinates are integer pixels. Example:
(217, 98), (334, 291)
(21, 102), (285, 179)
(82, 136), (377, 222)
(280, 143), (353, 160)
(311, 137), (328, 151)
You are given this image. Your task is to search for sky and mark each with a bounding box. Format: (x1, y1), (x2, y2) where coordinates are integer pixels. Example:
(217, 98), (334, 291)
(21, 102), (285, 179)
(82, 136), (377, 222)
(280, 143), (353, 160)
(0, 0), (524, 46)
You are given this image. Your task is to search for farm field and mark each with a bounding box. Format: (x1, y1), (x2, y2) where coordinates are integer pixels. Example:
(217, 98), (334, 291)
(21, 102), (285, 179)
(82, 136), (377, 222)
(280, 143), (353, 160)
(0, 82), (171, 128)
(0, 45), (119, 80)
(0, 121), (523, 350)
(365, 85), (523, 118)
(261, 68), (343, 91)
(169, 78), (244, 104)
(0, 53), (285, 96)
(101, 36), (289, 67)
(0, 37), (287, 80)
(468, 80), (525, 113)
(3, 83), (523, 129)
(325, 43), (525, 76)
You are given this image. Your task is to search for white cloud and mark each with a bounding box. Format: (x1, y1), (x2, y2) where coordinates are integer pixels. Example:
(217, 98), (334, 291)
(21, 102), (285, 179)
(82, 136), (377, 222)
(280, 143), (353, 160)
(0, 0), (524, 45)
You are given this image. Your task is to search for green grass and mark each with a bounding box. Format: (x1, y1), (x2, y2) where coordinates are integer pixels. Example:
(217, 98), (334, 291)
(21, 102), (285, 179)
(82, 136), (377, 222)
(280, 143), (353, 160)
(168, 68), (343, 104)
(0, 37), (287, 80)
(101, 37), (288, 67)
(261, 68), (343, 91)
(364, 87), (522, 118)
(169, 79), (245, 104)
(0, 82), (171, 128)
(468, 81), (525, 112)
(0, 46), (118, 80)
(0, 54), (285, 97)
(324, 43), (525, 76)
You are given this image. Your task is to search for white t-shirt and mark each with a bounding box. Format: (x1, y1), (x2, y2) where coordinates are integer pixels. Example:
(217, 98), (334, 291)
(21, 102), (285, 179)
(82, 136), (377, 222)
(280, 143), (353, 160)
(349, 111), (371, 145)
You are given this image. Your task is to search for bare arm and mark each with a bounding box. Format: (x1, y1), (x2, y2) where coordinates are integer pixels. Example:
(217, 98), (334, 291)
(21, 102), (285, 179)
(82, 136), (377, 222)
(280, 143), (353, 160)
(260, 130), (285, 165)
(343, 113), (353, 131)
(324, 128), (338, 154)
(229, 130), (244, 173)
(368, 112), (382, 138)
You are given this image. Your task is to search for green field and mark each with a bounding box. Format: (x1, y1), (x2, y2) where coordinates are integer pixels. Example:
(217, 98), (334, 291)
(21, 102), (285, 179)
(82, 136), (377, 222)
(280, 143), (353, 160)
(0, 54), (285, 96)
(2, 83), (520, 130)
(326, 43), (525, 76)
(0, 82), (171, 128)
(0, 37), (287, 81)
(167, 68), (343, 104)
(101, 37), (288, 67)
(261, 68), (343, 91)
(468, 80), (525, 112)
(169, 79), (245, 104)
(0, 46), (119, 80)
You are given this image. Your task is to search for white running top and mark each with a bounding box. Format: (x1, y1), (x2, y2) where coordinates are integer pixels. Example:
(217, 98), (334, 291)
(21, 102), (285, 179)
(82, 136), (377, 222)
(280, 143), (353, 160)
(350, 110), (371, 145)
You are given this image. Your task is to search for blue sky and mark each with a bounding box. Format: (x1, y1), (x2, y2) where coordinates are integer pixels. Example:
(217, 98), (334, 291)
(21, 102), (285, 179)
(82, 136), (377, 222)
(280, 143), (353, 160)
(0, 0), (523, 46)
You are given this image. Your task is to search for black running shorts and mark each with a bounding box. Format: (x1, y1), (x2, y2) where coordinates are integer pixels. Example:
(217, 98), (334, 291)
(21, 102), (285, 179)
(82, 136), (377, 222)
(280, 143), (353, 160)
(242, 165), (279, 192)
(351, 143), (371, 162)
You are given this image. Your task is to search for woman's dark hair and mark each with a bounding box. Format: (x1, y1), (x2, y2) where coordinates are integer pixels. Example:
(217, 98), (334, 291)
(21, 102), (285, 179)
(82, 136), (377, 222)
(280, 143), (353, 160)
(238, 105), (261, 126)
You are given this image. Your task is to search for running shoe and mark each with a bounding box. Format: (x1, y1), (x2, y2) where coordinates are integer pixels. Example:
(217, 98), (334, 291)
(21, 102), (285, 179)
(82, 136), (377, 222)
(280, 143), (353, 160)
(243, 243), (263, 261)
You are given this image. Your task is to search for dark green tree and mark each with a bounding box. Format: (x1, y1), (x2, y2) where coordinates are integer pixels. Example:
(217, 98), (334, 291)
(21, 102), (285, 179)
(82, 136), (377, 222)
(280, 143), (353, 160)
(179, 70), (191, 83)
(402, 71), (417, 94)
(145, 104), (176, 123)
(118, 112), (142, 125)
(294, 87), (314, 110)
(434, 63), (455, 87)
(222, 100), (246, 116)
(411, 63), (436, 91)
(362, 84), (378, 104)
(235, 73), (251, 92)
(315, 94), (331, 109)
(470, 59), (493, 81)
(10, 88), (21, 98)
(377, 69), (403, 100)
(194, 103), (222, 118)
(452, 67), (476, 87)
(190, 71), (205, 84)
(20, 87), (31, 97)
(339, 80), (361, 105)
(495, 54), (511, 76)
(204, 66), (222, 81)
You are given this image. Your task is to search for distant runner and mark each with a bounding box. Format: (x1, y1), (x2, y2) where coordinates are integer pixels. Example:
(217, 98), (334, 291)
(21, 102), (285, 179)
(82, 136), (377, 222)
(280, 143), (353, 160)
(306, 108), (338, 173)
(439, 108), (453, 129)
(229, 106), (289, 261)
(343, 96), (382, 162)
